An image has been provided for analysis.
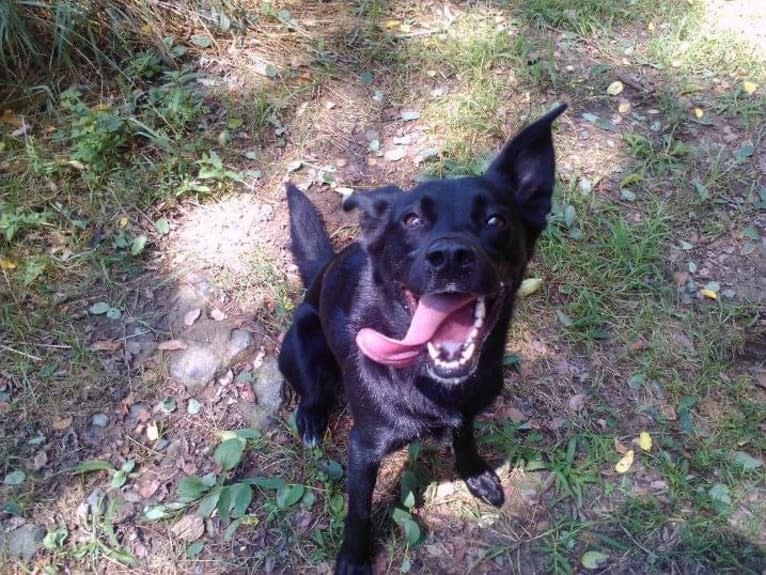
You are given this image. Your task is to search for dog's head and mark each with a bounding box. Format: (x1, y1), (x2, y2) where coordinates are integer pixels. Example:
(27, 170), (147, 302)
(345, 105), (566, 383)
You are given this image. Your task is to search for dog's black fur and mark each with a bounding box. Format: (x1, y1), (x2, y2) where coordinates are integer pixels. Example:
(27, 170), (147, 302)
(279, 105), (566, 575)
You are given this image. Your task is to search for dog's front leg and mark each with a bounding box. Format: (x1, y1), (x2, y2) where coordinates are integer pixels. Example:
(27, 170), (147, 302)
(336, 425), (384, 575)
(453, 419), (505, 507)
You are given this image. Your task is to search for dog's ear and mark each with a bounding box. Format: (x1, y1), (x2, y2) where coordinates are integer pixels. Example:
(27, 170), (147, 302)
(343, 186), (402, 248)
(486, 104), (567, 231)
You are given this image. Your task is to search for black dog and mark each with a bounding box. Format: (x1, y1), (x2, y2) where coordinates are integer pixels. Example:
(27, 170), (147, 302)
(279, 104), (566, 574)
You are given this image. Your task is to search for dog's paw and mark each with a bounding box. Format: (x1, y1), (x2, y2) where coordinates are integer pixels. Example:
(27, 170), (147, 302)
(335, 557), (371, 575)
(296, 405), (327, 447)
(465, 469), (505, 507)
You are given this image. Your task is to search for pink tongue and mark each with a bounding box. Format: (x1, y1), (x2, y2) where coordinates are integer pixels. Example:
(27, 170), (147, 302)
(356, 293), (474, 367)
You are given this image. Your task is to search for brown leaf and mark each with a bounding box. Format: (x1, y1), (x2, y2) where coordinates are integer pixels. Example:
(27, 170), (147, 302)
(627, 338), (648, 351)
(613, 437), (629, 454)
(504, 406), (527, 423)
(567, 393), (587, 412)
(52, 415), (73, 430)
(171, 514), (204, 542)
(137, 478), (161, 499)
(158, 339), (188, 351)
(672, 271), (689, 286)
(183, 308), (202, 326)
(90, 339), (122, 351)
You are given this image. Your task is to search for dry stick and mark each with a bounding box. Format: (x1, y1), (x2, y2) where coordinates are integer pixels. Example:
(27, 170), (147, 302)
(0, 343), (42, 362)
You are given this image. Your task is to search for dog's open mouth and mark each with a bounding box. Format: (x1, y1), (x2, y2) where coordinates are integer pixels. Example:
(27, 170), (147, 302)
(356, 290), (502, 379)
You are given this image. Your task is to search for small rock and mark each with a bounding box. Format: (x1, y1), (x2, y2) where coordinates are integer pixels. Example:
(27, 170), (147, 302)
(435, 482), (455, 499)
(170, 346), (221, 390)
(0, 524), (45, 560)
(184, 308), (202, 326)
(384, 147), (406, 162)
(228, 329), (253, 359)
(210, 308), (226, 321)
(128, 402), (150, 424)
(171, 514), (205, 542)
(91, 413), (109, 428)
(241, 356), (285, 431)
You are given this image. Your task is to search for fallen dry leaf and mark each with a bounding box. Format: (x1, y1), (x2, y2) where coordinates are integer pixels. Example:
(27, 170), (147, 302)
(146, 421), (160, 441)
(518, 278), (543, 298)
(607, 80), (624, 96)
(700, 289), (718, 300)
(171, 514), (204, 542)
(742, 81), (758, 95)
(90, 339), (122, 351)
(0, 258), (17, 270)
(137, 478), (161, 499)
(158, 339), (188, 351)
(693, 107), (704, 119)
(567, 393), (587, 412)
(618, 101), (631, 114)
(52, 415), (73, 430)
(615, 450), (634, 473)
(613, 437), (629, 455)
(184, 308), (201, 326)
(639, 431), (652, 451)
(627, 338), (648, 351)
(505, 406), (527, 423)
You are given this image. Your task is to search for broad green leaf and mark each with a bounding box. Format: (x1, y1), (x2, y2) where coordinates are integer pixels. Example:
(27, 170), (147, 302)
(154, 218), (170, 235)
(111, 470), (128, 489)
(243, 476), (286, 490)
(106, 307), (121, 320)
(217, 485), (232, 520)
(144, 505), (171, 520)
(73, 460), (114, 474)
(229, 483), (253, 517)
(581, 550), (609, 570)
(556, 309), (574, 327)
(276, 484), (304, 509)
(319, 459), (344, 481)
(42, 528), (68, 550)
(224, 517), (243, 542)
(360, 71), (373, 85)
(186, 541), (204, 557)
(732, 451), (763, 471)
(131, 235), (147, 255)
(301, 489), (316, 509)
(88, 302), (111, 315)
(214, 437), (246, 471)
(3, 470), (26, 485)
(197, 488), (221, 518)
(177, 475), (210, 501)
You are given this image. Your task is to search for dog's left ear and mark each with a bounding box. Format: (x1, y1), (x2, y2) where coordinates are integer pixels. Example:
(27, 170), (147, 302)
(343, 186), (402, 249)
(485, 104), (567, 231)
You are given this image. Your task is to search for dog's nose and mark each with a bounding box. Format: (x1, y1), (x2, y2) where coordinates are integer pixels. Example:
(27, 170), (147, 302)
(425, 238), (476, 272)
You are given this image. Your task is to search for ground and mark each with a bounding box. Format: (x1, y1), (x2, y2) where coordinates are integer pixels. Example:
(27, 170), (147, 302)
(0, 1), (765, 574)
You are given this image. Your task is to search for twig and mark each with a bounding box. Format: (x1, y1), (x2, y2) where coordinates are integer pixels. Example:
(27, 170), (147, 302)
(0, 344), (42, 362)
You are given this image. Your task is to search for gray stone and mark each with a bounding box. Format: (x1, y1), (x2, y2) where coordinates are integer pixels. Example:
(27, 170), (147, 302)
(0, 523), (45, 560)
(241, 356), (285, 431)
(91, 413), (109, 427)
(168, 321), (255, 392)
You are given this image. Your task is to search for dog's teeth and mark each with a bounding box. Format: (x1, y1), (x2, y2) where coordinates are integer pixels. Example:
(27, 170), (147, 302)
(462, 342), (475, 361)
(473, 297), (485, 328)
(467, 327), (479, 342)
(427, 342), (440, 360)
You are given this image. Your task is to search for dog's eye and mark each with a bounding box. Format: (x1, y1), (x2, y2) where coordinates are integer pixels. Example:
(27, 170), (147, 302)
(403, 213), (423, 228)
(486, 215), (506, 229)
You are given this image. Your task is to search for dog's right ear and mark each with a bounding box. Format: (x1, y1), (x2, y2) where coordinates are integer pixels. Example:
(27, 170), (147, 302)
(343, 186), (402, 248)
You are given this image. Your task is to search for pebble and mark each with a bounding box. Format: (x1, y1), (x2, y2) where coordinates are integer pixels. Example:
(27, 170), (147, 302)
(91, 413), (109, 427)
(0, 523), (45, 560)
